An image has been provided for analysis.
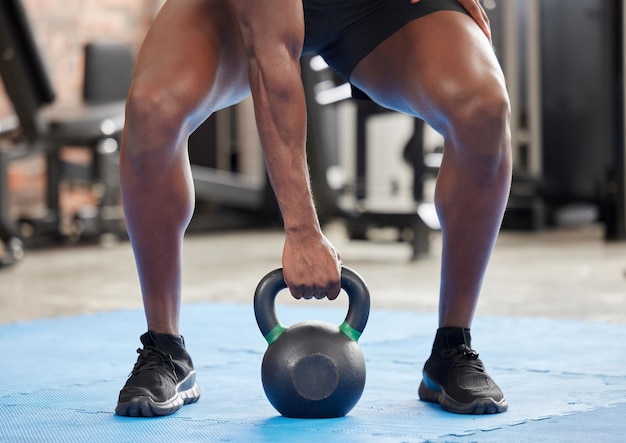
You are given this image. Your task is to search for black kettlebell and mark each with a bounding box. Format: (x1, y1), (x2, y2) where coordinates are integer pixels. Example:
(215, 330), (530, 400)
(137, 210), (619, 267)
(254, 266), (370, 418)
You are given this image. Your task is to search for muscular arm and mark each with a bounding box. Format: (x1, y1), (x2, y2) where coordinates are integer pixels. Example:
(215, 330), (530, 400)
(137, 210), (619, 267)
(232, 0), (341, 299)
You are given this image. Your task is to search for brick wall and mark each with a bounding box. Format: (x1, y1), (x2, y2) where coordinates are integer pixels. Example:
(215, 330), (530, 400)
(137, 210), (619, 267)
(0, 0), (164, 118)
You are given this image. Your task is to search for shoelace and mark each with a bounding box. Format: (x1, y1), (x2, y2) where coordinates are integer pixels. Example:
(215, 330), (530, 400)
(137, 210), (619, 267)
(441, 344), (484, 372)
(129, 346), (178, 382)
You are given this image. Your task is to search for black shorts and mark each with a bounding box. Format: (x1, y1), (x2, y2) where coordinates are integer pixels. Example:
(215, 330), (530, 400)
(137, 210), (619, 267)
(303, 0), (468, 80)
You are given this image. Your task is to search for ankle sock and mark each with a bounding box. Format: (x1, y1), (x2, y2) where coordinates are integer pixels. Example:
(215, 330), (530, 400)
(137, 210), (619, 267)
(432, 327), (471, 352)
(144, 331), (185, 353)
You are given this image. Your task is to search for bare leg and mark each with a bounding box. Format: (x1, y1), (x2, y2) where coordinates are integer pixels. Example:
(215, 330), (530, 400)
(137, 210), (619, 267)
(120, 0), (250, 336)
(351, 11), (512, 328)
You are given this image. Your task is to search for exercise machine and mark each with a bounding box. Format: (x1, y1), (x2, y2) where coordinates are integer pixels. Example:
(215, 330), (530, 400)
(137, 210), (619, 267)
(0, 0), (130, 266)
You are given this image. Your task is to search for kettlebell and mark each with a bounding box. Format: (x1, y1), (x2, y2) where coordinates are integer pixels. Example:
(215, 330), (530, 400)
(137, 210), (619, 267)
(254, 266), (370, 418)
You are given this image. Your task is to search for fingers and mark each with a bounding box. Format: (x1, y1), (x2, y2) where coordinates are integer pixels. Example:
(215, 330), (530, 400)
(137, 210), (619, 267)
(282, 232), (342, 301)
(288, 286), (324, 300)
(460, 0), (492, 42)
(326, 279), (342, 300)
(286, 274), (342, 300)
(284, 260), (342, 301)
(410, 0), (492, 42)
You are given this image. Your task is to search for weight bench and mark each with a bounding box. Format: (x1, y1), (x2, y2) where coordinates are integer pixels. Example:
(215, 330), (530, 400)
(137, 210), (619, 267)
(0, 0), (131, 266)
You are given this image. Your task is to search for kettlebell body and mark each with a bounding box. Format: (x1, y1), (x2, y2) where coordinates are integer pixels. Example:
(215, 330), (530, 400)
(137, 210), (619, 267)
(254, 267), (370, 418)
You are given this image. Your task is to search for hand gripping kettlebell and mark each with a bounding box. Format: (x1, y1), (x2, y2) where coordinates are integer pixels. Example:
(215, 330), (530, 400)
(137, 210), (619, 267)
(254, 266), (370, 418)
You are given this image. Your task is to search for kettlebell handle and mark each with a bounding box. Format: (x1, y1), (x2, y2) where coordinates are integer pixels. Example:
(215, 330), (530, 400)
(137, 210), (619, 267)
(254, 267), (371, 344)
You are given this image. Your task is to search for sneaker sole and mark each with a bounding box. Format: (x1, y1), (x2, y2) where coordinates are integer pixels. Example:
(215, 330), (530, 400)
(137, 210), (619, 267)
(418, 373), (508, 415)
(115, 370), (201, 417)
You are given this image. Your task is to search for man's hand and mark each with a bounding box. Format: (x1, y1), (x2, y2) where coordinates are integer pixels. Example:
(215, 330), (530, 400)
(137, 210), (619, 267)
(411, 0), (491, 42)
(282, 230), (342, 300)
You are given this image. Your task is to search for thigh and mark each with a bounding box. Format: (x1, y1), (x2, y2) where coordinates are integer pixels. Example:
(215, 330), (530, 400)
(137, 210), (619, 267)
(305, 0), (466, 82)
(131, 0), (250, 128)
(350, 10), (507, 134)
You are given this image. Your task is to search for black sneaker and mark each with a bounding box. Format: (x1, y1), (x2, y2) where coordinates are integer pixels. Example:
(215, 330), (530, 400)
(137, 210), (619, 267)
(115, 331), (201, 417)
(418, 328), (508, 414)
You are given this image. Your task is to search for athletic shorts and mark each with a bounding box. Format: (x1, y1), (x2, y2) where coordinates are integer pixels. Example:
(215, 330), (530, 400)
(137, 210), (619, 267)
(303, 0), (468, 80)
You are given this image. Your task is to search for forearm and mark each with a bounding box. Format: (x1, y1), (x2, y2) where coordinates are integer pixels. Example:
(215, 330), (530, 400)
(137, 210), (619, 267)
(248, 57), (321, 235)
(233, 0), (319, 234)
(230, 0), (341, 299)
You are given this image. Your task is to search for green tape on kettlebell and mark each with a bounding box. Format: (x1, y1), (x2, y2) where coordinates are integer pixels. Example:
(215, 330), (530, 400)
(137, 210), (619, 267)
(265, 323), (287, 345)
(339, 321), (361, 342)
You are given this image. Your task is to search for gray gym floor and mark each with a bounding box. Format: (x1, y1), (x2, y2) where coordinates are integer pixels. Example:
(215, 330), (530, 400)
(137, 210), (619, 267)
(1, 221), (625, 325)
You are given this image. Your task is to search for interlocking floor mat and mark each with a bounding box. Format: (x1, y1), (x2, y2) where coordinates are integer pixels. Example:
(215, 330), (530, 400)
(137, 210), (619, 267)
(1, 302), (625, 442)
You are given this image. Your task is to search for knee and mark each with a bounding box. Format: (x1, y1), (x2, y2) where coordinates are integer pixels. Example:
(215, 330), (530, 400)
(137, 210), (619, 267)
(445, 83), (510, 149)
(441, 84), (512, 182)
(122, 80), (194, 161)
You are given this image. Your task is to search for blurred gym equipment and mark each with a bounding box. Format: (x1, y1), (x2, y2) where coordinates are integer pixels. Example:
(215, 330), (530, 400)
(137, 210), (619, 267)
(490, 0), (625, 238)
(0, 0), (132, 266)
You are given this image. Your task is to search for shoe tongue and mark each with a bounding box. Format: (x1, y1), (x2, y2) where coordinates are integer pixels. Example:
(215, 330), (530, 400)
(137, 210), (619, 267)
(141, 331), (185, 353)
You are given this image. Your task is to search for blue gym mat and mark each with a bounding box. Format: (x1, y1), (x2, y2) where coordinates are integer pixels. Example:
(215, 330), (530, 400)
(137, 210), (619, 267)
(1, 302), (625, 442)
